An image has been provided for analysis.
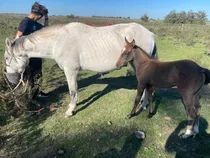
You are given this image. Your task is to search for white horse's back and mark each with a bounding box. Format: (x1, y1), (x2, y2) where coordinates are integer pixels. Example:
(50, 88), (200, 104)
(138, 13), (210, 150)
(60, 22), (155, 72)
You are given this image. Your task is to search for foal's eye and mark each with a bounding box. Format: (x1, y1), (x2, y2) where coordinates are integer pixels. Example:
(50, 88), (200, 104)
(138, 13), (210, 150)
(124, 52), (129, 57)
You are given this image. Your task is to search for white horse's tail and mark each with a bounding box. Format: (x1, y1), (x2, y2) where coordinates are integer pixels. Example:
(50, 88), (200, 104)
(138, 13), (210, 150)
(151, 42), (158, 60)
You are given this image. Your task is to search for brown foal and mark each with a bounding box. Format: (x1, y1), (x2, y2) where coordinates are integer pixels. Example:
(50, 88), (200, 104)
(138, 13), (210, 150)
(116, 38), (210, 138)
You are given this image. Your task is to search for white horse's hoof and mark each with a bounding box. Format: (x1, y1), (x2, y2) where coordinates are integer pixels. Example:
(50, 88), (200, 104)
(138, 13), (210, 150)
(180, 134), (192, 139)
(180, 133), (197, 139)
(141, 106), (147, 110)
(64, 114), (73, 118)
(65, 109), (75, 118)
(141, 103), (148, 110)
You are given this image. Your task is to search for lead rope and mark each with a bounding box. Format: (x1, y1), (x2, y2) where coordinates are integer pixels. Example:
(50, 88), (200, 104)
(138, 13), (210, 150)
(1, 65), (45, 114)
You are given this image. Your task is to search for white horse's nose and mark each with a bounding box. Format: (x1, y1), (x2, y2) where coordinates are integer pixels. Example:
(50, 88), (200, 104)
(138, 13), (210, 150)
(5, 72), (21, 85)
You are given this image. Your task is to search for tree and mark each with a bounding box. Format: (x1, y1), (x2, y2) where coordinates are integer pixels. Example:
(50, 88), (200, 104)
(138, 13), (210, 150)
(67, 14), (75, 18)
(176, 11), (187, 24)
(164, 10), (177, 23)
(164, 10), (208, 24)
(187, 10), (196, 24)
(196, 11), (207, 25)
(140, 13), (149, 22)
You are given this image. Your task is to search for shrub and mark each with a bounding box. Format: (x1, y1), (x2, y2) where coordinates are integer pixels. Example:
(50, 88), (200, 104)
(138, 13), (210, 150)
(67, 14), (75, 18)
(140, 14), (149, 22)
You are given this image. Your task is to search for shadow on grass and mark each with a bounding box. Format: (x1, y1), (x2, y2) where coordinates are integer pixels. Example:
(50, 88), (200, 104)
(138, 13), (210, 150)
(50, 73), (137, 95)
(0, 73), (140, 157)
(146, 86), (210, 118)
(0, 108), (57, 158)
(49, 73), (138, 113)
(95, 134), (142, 158)
(77, 74), (137, 113)
(165, 117), (210, 158)
(49, 72), (210, 117)
(3, 125), (143, 158)
(150, 88), (182, 116)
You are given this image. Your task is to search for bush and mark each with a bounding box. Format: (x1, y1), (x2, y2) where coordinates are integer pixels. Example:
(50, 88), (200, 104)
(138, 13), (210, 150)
(140, 14), (149, 22)
(67, 14), (75, 18)
(164, 10), (207, 24)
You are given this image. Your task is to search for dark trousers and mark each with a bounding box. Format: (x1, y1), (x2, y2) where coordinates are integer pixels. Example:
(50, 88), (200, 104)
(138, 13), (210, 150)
(26, 58), (43, 99)
(29, 58), (42, 75)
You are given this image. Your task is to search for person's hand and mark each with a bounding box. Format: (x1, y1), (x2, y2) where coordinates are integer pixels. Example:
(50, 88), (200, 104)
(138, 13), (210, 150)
(44, 13), (48, 19)
(44, 9), (48, 19)
(44, 8), (48, 16)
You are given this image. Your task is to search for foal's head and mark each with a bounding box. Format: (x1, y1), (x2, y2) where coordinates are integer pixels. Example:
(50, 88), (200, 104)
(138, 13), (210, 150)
(116, 37), (135, 69)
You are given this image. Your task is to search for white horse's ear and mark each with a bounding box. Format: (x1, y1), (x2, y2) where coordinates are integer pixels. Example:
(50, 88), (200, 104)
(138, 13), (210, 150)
(5, 38), (11, 47)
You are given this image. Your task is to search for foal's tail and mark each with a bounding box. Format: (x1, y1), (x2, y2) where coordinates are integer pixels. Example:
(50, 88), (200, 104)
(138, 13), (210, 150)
(201, 67), (210, 85)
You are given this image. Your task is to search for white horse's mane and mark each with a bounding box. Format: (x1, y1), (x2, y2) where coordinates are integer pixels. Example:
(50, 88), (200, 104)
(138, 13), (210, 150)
(12, 24), (67, 52)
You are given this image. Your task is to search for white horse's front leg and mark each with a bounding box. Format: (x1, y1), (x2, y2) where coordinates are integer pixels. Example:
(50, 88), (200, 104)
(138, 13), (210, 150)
(140, 89), (149, 110)
(64, 68), (78, 117)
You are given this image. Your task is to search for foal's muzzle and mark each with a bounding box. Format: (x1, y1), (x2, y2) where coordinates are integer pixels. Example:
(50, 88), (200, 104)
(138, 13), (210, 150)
(116, 62), (128, 70)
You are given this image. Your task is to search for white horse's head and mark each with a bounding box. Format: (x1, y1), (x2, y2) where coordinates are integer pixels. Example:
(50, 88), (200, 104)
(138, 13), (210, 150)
(4, 38), (29, 84)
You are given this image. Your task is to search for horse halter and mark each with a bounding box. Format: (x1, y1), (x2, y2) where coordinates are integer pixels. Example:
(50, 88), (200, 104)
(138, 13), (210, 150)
(5, 51), (28, 73)
(3, 51), (27, 93)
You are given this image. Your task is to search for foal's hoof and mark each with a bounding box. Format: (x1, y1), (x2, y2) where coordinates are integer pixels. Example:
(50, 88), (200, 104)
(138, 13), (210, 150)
(126, 114), (133, 119)
(147, 113), (153, 118)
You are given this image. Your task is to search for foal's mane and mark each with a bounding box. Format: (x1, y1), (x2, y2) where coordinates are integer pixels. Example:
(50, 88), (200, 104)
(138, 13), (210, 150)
(133, 45), (151, 59)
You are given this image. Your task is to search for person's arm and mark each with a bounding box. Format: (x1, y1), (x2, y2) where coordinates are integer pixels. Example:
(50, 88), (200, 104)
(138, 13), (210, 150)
(44, 13), (49, 27)
(16, 31), (23, 39)
(16, 19), (28, 39)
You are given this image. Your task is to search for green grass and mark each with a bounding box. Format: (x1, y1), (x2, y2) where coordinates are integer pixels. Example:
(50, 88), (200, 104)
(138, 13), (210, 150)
(1, 14), (210, 158)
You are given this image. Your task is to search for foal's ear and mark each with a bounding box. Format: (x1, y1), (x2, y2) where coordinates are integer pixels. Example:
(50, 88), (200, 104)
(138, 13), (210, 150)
(125, 37), (129, 45)
(5, 38), (11, 47)
(131, 39), (135, 47)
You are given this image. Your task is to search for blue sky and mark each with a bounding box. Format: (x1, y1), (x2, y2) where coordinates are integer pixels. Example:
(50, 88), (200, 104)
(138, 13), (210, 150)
(0, 0), (210, 20)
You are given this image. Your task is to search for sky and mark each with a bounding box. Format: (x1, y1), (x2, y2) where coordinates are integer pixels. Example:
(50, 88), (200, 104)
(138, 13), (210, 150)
(0, 0), (210, 20)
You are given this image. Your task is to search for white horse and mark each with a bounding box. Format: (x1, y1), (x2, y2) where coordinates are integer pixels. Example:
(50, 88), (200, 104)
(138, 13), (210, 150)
(4, 22), (157, 117)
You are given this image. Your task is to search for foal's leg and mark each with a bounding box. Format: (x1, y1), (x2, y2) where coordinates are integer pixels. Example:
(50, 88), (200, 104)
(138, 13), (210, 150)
(64, 68), (79, 117)
(181, 94), (200, 138)
(129, 61), (149, 110)
(140, 89), (149, 110)
(147, 86), (155, 118)
(192, 95), (201, 135)
(126, 83), (145, 119)
(178, 88), (194, 139)
(193, 74), (205, 135)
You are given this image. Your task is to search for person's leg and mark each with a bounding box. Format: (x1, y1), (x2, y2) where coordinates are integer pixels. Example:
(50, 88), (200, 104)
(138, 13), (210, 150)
(29, 58), (49, 98)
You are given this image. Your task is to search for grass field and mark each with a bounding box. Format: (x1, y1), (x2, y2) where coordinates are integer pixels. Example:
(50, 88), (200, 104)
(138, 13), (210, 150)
(0, 14), (210, 158)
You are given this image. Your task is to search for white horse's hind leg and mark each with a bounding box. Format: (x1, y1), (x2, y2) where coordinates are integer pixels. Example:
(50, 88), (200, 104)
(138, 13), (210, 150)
(64, 68), (78, 117)
(141, 89), (149, 110)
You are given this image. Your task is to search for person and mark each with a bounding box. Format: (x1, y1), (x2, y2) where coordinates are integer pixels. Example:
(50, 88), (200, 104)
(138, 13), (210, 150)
(16, 2), (49, 98)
